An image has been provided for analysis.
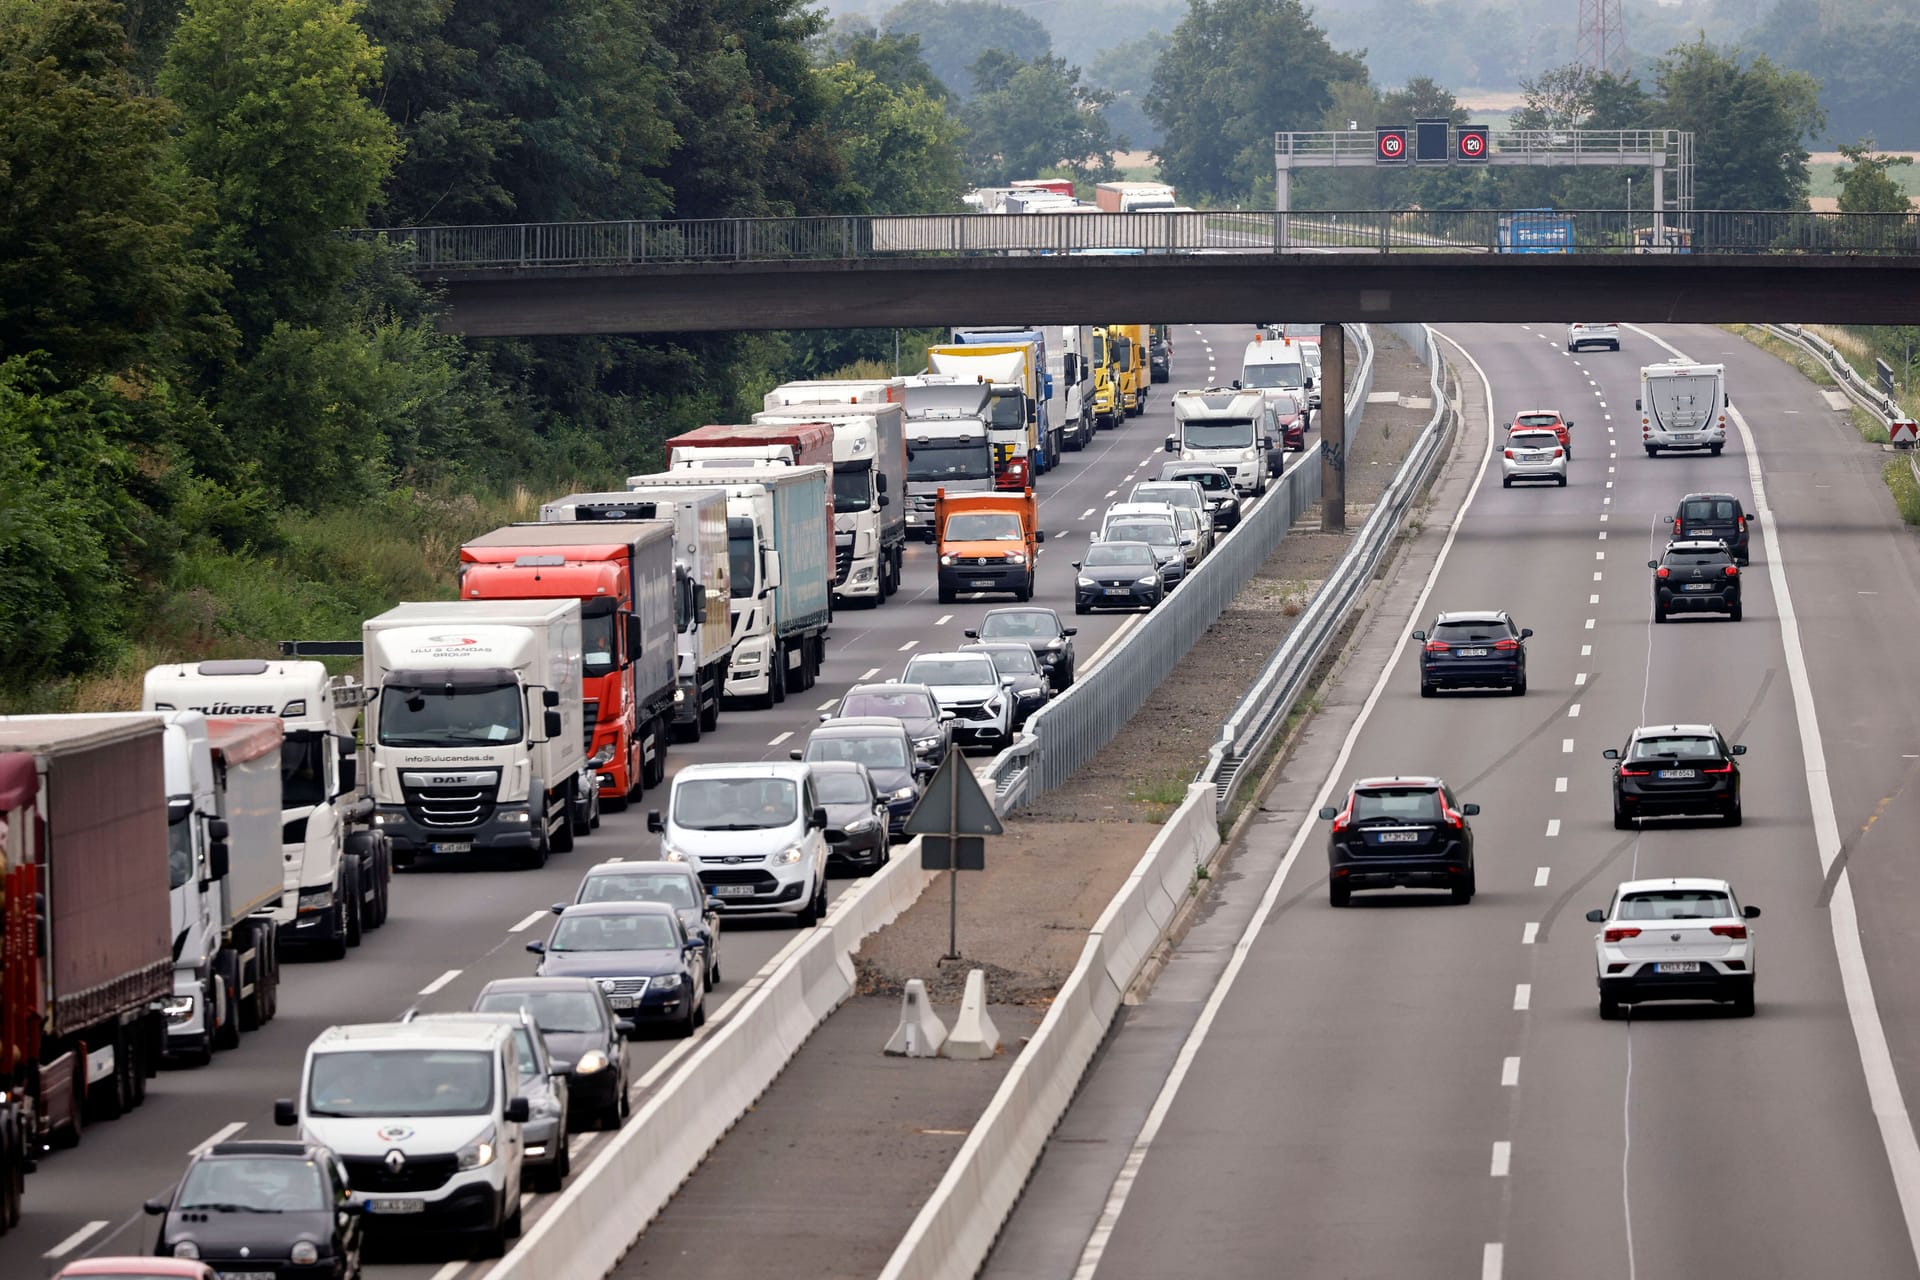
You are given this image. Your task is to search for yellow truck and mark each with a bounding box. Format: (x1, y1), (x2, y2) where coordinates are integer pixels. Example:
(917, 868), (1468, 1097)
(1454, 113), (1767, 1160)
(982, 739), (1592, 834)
(1111, 324), (1149, 416)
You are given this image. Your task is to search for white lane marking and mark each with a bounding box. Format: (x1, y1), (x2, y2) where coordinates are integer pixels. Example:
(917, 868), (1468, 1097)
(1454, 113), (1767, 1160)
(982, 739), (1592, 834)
(1585, 618), (1596, 629)
(1563, 739), (1575, 753)
(1594, 571), (1604, 580)
(1514, 984), (1532, 1011)
(1555, 777), (1568, 792)
(1522, 922), (1540, 945)
(192, 1121), (247, 1153)
(1602, 513), (1610, 522)
(935, 613), (953, 625)
(1604, 497), (1611, 505)
(1491, 1141), (1512, 1176)
(1545, 819), (1561, 837)
(429, 1263), (469, 1280)
(1535, 866), (1552, 887)
(1582, 644), (1593, 656)
(418, 969), (461, 997)
(1604, 413), (1612, 421)
(1598, 531), (1608, 540)
(1080, 508), (1095, 519)
(1068, 325), (1502, 1280)
(1590, 594), (1600, 604)
(1503, 1057), (1522, 1086)
(861, 666), (882, 680)
(1576, 672), (1588, 686)
(1484, 1244), (1506, 1280)
(767, 731), (793, 747)
(817, 698), (837, 711)
(1056, 530), (1070, 539)
(1608, 465), (1616, 474)
(898, 639), (918, 652)
(1610, 452), (1617, 458)
(509, 909), (547, 933)
(1105, 489), (1118, 499)
(44, 1221), (109, 1259)
(1569, 704), (1581, 718)
(1595, 551), (1605, 561)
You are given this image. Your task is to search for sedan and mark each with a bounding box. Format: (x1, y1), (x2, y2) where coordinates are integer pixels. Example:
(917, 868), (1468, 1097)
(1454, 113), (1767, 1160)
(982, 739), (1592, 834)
(1567, 321), (1621, 352)
(565, 859), (722, 986)
(1651, 540), (1742, 622)
(1412, 610), (1531, 696)
(1605, 723), (1745, 828)
(961, 642), (1050, 727)
(1073, 541), (1164, 613)
(823, 682), (953, 767)
(795, 717), (925, 835)
(1317, 775), (1479, 906)
(1512, 408), (1573, 458)
(144, 1140), (361, 1278)
(1158, 463), (1243, 530)
(1587, 878), (1759, 1018)
(809, 760), (891, 874)
(967, 606), (1077, 690)
(528, 901), (707, 1037)
(1501, 427), (1567, 487)
(474, 977), (633, 1130)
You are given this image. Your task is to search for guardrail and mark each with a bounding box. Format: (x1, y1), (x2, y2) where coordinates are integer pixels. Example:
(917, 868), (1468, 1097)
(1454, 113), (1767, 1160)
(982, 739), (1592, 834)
(1760, 324), (1913, 487)
(1203, 324), (1453, 820)
(982, 325), (1376, 813)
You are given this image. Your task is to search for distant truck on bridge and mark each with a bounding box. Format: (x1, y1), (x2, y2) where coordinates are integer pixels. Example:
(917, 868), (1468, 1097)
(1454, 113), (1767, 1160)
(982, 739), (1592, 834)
(1096, 181), (1179, 213)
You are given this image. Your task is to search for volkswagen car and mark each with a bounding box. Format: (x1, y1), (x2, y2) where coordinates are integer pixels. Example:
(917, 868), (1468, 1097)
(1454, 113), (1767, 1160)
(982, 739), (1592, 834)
(473, 977), (632, 1131)
(564, 860), (722, 987)
(1586, 878), (1759, 1018)
(527, 902), (707, 1037)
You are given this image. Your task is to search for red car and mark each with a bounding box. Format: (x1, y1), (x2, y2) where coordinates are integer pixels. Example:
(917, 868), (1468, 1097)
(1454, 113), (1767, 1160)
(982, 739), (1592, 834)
(54, 1262), (216, 1280)
(1511, 408), (1572, 459)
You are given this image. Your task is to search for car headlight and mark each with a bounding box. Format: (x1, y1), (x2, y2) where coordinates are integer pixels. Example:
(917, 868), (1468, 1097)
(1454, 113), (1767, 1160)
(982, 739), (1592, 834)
(939, 554), (955, 566)
(775, 844), (805, 865)
(163, 995), (196, 1024)
(297, 888), (334, 912)
(1046, 638), (1065, 649)
(1137, 575), (1160, 586)
(654, 972), (683, 991)
(173, 1241), (201, 1259)
(660, 843), (688, 863)
(457, 1128), (497, 1171)
(1005, 552), (1027, 564)
(915, 735), (943, 752)
(846, 817), (879, 834)
(986, 697), (1005, 714)
(573, 1050), (609, 1076)
(891, 786), (917, 801)
(1076, 577), (1095, 588)
(290, 1240), (321, 1266)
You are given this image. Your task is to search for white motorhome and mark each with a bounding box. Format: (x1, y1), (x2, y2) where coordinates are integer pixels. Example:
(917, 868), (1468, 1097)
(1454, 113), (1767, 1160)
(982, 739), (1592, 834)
(1638, 361), (1729, 456)
(362, 600), (587, 869)
(1166, 388), (1275, 497)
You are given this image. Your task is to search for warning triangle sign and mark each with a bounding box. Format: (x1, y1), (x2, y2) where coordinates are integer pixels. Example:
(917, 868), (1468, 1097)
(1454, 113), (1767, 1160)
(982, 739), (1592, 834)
(902, 751), (1004, 837)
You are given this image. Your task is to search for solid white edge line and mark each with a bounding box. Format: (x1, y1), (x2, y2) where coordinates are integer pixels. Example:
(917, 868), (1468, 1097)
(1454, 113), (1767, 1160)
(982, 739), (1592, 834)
(1626, 322), (1920, 1270)
(1070, 327), (1498, 1279)
(44, 1220), (109, 1259)
(191, 1121), (247, 1154)
(417, 968), (461, 997)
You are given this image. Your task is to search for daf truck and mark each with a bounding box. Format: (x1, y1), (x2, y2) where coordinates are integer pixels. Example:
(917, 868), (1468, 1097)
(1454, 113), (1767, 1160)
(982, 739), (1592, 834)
(624, 466), (834, 708)
(949, 330), (1059, 469)
(755, 402), (908, 605)
(1638, 361), (1729, 456)
(361, 600), (589, 869)
(144, 660), (393, 958)
(1167, 388), (1275, 497)
(901, 378), (996, 541)
(539, 489), (733, 743)
(459, 522), (677, 800)
(928, 344), (1044, 480)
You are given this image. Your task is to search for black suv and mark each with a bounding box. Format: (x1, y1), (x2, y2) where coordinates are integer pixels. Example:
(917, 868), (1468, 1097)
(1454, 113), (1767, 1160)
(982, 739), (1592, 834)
(1671, 492), (1750, 564)
(1412, 610), (1531, 696)
(1318, 776), (1479, 906)
(1149, 328), (1172, 382)
(1604, 723), (1746, 828)
(1651, 540), (1742, 622)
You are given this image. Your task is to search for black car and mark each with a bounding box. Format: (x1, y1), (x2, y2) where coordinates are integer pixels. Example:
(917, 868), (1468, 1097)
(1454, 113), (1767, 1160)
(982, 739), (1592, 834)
(527, 901), (707, 1037)
(473, 977), (633, 1130)
(1605, 723), (1746, 828)
(1651, 540), (1742, 622)
(1158, 463), (1243, 530)
(795, 717), (925, 835)
(824, 682), (953, 768)
(565, 860), (723, 986)
(1671, 492), (1750, 564)
(147, 1140), (362, 1278)
(808, 760), (891, 874)
(1072, 541), (1165, 614)
(1149, 328), (1172, 382)
(967, 606), (1077, 690)
(961, 642), (1051, 726)
(1317, 776), (1479, 906)
(1412, 610), (1531, 696)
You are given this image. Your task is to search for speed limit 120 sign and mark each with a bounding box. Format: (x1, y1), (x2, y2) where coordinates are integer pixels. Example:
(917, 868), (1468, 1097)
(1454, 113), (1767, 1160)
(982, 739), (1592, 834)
(1458, 126), (1490, 162)
(1376, 127), (1408, 164)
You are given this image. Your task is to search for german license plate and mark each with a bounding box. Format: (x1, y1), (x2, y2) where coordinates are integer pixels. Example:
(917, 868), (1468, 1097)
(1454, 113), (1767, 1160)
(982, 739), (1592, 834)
(714, 884), (755, 898)
(1104, 587), (1130, 595)
(1459, 648), (1489, 658)
(972, 579), (995, 588)
(220, 1272), (276, 1280)
(1684, 583), (1713, 591)
(1658, 769), (1697, 779)
(368, 1198), (425, 1215)
(609, 995), (635, 1009)
(1689, 529), (1713, 536)
(1374, 830), (1420, 843)
(1655, 961), (1701, 974)
(431, 841), (472, 853)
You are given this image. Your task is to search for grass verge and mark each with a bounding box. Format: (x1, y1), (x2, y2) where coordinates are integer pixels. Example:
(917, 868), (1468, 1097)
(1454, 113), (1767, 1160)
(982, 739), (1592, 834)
(1886, 459), (1920, 526)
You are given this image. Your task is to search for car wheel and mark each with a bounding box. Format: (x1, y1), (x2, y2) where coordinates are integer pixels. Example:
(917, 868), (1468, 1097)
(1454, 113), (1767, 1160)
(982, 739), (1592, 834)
(797, 875), (821, 927)
(1613, 797), (1634, 830)
(1512, 674), (1527, 696)
(938, 585), (955, 605)
(1075, 602), (1089, 615)
(1599, 993), (1622, 1020)
(1726, 798), (1743, 827)
(1419, 682), (1435, 698)
(1729, 603), (1743, 622)
(1645, 446), (1659, 457)
(1451, 873), (1475, 905)
(1328, 879), (1350, 908)
(1502, 477), (1512, 489)
(1732, 988), (1756, 1017)
(1654, 603), (1669, 623)
(1556, 475), (1568, 487)
(1709, 444), (1723, 456)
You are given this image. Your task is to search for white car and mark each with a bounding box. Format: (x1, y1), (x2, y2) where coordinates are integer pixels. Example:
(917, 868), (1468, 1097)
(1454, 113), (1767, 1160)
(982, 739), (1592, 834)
(1500, 428), (1567, 488)
(1586, 877), (1760, 1019)
(901, 652), (1015, 751)
(1567, 322), (1620, 351)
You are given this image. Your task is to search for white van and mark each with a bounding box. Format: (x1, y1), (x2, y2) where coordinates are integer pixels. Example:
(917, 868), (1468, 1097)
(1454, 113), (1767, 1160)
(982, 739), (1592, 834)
(649, 762), (830, 925)
(276, 1021), (530, 1254)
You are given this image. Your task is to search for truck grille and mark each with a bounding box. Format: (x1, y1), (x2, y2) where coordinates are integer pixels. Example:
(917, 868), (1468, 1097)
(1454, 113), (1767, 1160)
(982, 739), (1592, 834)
(343, 1153), (457, 1194)
(582, 698), (600, 750)
(950, 555), (1001, 567)
(403, 784), (496, 829)
(834, 534), (854, 584)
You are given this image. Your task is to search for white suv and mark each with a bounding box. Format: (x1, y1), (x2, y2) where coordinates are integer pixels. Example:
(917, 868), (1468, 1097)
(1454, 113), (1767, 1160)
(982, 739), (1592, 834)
(1567, 322), (1620, 351)
(901, 652), (1015, 751)
(1586, 877), (1760, 1019)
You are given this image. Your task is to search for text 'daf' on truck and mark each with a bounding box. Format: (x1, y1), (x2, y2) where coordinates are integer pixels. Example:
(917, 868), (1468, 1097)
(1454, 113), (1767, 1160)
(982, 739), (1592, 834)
(539, 489), (733, 744)
(755, 396), (908, 606)
(144, 658), (393, 959)
(459, 521), (678, 799)
(935, 488), (1044, 604)
(624, 466), (834, 709)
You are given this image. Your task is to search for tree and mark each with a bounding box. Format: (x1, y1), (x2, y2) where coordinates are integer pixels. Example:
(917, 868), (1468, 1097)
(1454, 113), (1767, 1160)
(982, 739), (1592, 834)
(1497, 65), (1655, 210)
(965, 51), (1120, 185)
(882, 0), (1050, 101)
(1087, 32), (1168, 149)
(818, 60), (967, 213)
(1834, 139), (1915, 213)
(161, 0), (400, 342)
(1653, 39), (1823, 211)
(1147, 0), (1368, 202)
(822, 21), (952, 101)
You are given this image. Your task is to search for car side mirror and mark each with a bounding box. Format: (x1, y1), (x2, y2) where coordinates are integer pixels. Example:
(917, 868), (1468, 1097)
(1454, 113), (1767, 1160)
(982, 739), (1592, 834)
(708, 897), (725, 911)
(339, 1200), (365, 1217)
(1648, 560), (1659, 569)
(1001, 675), (1018, 686)
(940, 711), (957, 722)
(1585, 909), (1606, 923)
(1743, 905), (1762, 919)
(1461, 803), (1480, 816)
(1603, 748), (1620, 760)
(1064, 628), (1077, 636)
(1071, 561), (1082, 570)
(1566, 420), (1576, 429)
(1035, 530), (1046, 543)
(144, 1197), (169, 1215)
(543, 689), (561, 708)
(551, 902), (566, 915)
(506, 1096), (531, 1124)
(1411, 630), (1426, 641)
(812, 806), (830, 830)
(819, 711), (834, 723)
(1519, 628), (1533, 639)
(1317, 806), (1338, 820)
(790, 749), (803, 761)
(1731, 744), (1746, 755)
(615, 1018), (637, 1036)
(525, 940), (545, 955)
(963, 629), (978, 639)
(274, 1098), (298, 1127)
(647, 811), (664, 833)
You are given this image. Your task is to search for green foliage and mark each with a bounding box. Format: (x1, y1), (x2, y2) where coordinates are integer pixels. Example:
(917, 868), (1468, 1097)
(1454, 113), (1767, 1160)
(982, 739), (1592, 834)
(1086, 33), (1167, 150)
(1834, 139), (1915, 214)
(822, 21), (952, 102)
(1751, 2), (1920, 149)
(1884, 459), (1920, 527)
(882, 0), (1051, 102)
(1654, 39), (1822, 211)
(965, 50), (1120, 184)
(818, 60), (967, 213)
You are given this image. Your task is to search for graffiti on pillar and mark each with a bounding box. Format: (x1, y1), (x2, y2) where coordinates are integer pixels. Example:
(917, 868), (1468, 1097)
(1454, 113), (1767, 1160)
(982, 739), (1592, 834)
(1320, 438), (1345, 471)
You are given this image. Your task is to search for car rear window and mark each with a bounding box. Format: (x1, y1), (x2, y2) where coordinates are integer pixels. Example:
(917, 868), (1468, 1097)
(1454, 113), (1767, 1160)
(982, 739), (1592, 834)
(1351, 788), (1445, 822)
(1663, 550), (1730, 568)
(1680, 499), (1738, 522)
(1627, 734), (1720, 761)
(1508, 431), (1559, 448)
(1516, 413), (1560, 427)
(1618, 890), (1733, 920)
(1431, 620), (1510, 644)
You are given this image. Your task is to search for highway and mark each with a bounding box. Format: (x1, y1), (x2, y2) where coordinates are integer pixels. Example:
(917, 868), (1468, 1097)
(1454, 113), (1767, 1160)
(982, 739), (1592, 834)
(985, 322), (1920, 1280)
(6, 323), (1272, 1277)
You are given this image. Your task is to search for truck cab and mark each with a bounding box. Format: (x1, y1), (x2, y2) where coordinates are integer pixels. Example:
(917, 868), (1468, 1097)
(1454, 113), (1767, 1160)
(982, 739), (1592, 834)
(900, 383), (995, 542)
(1167, 388), (1274, 498)
(1111, 325), (1149, 415)
(934, 488), (1044, 605)
(755, 403), (909, 604)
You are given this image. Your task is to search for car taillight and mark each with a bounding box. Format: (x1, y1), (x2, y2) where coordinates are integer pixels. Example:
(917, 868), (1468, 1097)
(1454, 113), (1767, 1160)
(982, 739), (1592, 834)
(1493, 638), (1519, 651)
(1724, 565), (1738, 577)
(1710, 924), (1748, 939)
(1672, 517), (1682, 533)
(1424, 640), (1450, 653)
(1702, 761), (1733, 774)
(1736, 515), (1746, 530)
(1504, 449), (1515, 459)
(1553, 448), (1564, 458)
(1655, 567), (1670, 578)
(1619, 766), (1651, 776)
(1605, 928), (1641, 942)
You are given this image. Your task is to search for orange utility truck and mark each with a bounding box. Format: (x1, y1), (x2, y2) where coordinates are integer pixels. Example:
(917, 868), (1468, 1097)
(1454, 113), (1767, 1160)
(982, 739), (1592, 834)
(934, 488), (1043, 604)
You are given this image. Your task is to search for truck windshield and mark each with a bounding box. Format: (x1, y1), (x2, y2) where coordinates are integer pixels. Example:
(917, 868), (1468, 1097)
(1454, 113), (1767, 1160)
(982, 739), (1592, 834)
(168, 797), (194, 890)
(281, 730), (329, 810)
(906, 437), (992, 483)
(945, 513), (1024, 542)
(833, 461), (873, 513)
(307, 1048), (495, 1118)
(1241, 362), (1303, 389)
(1649, 375), (1719, 430)
(1180, 418), (1255, 449)
(379, 681), (524, 747)
(1094, 333), (1109, 365)
(727, 518), (755, 600)
(986, 393), (1024, 429)
(582, 598), (618, 679)
(673, 777), (798, 830)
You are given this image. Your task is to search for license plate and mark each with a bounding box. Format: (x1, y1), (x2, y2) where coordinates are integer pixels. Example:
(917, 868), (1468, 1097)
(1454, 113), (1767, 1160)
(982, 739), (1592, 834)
(1104, 588), (1130, 595)
(1689, 529), (1713, 536)
(431, 841), (472, 853)
(972, 579), (995, 588)
(1374, 830), (1420, 843)
(714, 884), (756, 898)
(1684, 583), (1713, 591)
(220, 1272), (276, 1280)
(1459, 648), (1489, 658)
(1658, 769), (1697, 779)
(368, 1198), (426, 1215)
(1655, 961), (1701, 974)
(609, 995), (634, 1009)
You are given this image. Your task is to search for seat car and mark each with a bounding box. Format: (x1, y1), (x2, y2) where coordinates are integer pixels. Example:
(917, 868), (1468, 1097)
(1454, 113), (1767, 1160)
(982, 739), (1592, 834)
(1511, 408), (1573, 458)
(1501, 427), (1567, 487)
(1316, 776), (1480, 906)
(1670, 491), (1750, 564)
(1605, 724), (1745, 827)
(1567, 321), (1621, 352)
(649, 762), (832, 925)
(966, 605), (1078, 690)
(1651, 540), (1742, 622)
(901, 652), (1016, 751)
(1096, 509), (1185, 586)
(795, 717), (925, 835)
(808, 760), (891, 874)
(528, 901), (708, 1037)
(960, 642), (1050, 727)
(473, 978), (631, 1131)
(1412, 611), (1532, 696)
(1073, 541), (1166, 614)
(1586, 878), (1760, 1018)
(563, 860), (722, 986)
(822, 682), (953, 769)
(144, 1140), (362, 1277)
(1158, 463), (1243, 530)
(404, 1011), (570, 1190)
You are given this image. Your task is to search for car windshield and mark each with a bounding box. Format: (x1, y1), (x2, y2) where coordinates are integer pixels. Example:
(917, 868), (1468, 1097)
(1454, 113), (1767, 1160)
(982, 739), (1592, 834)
(1106, 521), (1175, 547)
(1680, 498), (1738, 523)
(1617, 889), (1734, 920)
(1663, 551), (1729, 568)
(307, 1048), (494, 1118)
(578, 871), (698, 909)
(945, 512), (1024, 541)
(840, 689), (936, 720)
(673, 777), (798, 830)
(1084, 542), (1154, 567)
(807, 733), (909, 769)
(832, 462), (872, 513)
(1241, 362), (1304, 388)
(1179, 418), (1254, 449)
(550, 912), (677, 952)
(813, 772), (872, 804)
(1134, 485), (1199, 509)
(979, 612), (1057, 640)
(379, 681), (523, 748)
(1509, 432), (1559, 449)
(476, 989), (605, 1034)
(1516, 413), (1561, 428)
(976, 646), (1039, 675)
(178, 1156), (329, 1212)
(1351, 788), (1446, 823)
(905, 657), (996, 686)
(1172, 471), (1232, 492)
(1628, 735), (1721, 761)
(1431, 620), (1510, 644)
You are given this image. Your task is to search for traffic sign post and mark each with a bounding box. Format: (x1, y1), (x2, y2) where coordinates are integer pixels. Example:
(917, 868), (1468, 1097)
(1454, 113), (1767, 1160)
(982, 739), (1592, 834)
(902, 751), (1003, 959)
(1890, 418), (1919, 448)
(1375, 127), (1407, 164)
(1458, 126), (1489, 162)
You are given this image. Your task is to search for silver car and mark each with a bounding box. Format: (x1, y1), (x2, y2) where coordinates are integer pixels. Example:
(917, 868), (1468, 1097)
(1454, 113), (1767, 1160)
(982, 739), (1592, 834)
(1501, 428), (1568, 488)
(1131, 481), (1213, 560)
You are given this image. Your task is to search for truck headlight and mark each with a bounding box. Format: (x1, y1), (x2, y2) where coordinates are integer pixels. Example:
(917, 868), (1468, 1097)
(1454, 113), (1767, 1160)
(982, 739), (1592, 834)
(503, 808), (530, 824)
(290, 1240), (321, 1266)
(297, 888), (334, 913)
(588, 744), (615, 768)
(573, 1050), (609, 1075)
(673, 687), (687, 704)
(457, 1128), (497, 1170)
(163, 995), (196, 1024)
(775, 844), (805, 865)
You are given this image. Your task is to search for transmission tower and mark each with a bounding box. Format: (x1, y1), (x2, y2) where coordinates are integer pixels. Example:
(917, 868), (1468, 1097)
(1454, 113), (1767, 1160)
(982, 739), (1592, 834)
(1575, 0), (1626, 75)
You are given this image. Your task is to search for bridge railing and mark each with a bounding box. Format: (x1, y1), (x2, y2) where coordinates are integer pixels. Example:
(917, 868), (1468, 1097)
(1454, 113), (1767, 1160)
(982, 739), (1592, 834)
(349, 209), (1920, 269)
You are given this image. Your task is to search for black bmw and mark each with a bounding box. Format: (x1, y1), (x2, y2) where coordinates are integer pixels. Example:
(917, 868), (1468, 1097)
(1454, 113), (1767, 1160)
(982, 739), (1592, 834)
(1605, 724), (1745, 827)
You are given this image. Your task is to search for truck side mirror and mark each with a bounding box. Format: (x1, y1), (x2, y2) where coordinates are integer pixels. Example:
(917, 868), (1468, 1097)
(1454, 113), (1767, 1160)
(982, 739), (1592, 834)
(764, 549), (782, 591)
(208, 817), (230, 842)
(544, 709), (563, 739)
(207, 840), (230, 883)
(338, 753), (357, 795)
(1034, 530), (1046, 543)
(544, 689), (561, 708)
(879, 493), (891, 507)
(1164, 436), (1176, 452)
(877, 473), (889, 493)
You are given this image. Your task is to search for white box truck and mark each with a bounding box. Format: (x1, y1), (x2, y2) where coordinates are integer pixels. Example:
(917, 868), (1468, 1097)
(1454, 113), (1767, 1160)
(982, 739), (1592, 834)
(754, 402), (908, 605)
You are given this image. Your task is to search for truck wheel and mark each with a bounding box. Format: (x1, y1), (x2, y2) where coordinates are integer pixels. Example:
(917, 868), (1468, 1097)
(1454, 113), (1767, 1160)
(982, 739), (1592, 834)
(342, 860), (364, 948)
(550, 802), (575, 854)
(238, 941), (264, 1033)
(699, 690), (721, 732)
(644, 720), (668, 788)
(771, 654), (787, 704)
(259, 923), (280, 1021)
(88, 1026), (131, 1121)
(213, 952), (243, 1050)
(372, 843), (393, 929)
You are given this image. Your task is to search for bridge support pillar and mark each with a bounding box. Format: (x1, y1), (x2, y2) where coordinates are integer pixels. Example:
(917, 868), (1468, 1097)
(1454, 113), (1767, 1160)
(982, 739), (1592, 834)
(1320, 323), (1345, 532)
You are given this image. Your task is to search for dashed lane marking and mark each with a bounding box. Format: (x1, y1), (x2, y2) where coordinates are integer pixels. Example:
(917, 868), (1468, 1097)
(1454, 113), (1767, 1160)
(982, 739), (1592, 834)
(1555, 777), (1568, 792)
(1535, 866), (1552, 887)
(767, 731), (793, 747)
(1483, 1243), (1505, 1280)
(509, 909), (548, 933)
(935, 613), (952, 625)
(1514, 984), (1532, 1010)
(418, 969), (461, 997)
(1491, 1142), (1512, 1176)
(44, 1221), (109, 1260)
(1562, 739), (1575, 753)
(1522, 922), (1540, 945)
(192, 1122), (247, 1154)
(1546, 819), (1561, 837)
(861, 666), (881, 680)
(1569, 704), (1581, 718)
(899, 639), (918, 652)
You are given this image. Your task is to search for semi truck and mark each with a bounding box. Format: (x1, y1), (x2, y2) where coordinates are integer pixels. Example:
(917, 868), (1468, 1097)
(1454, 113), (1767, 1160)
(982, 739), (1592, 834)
(623, 466), (834, 708)
(1095, 181), (1178, 213)
(764, 378), (904, 409)
(539, 489), (733, 743)
(1111, 324), (1151, 415)
(0, 715), (170, 1167)
(1638, 361), (1729, 456)
(1055, 324), (1097, 449)
(667, 420), (837, 473)
(1498, 209), (1575, 253)
(755, 401), (908, 605)
(934, 488), (1045, 604)
(144, 659), (392, 959)
(361, 599), (590, 869)
(901, 378), (997, 541)
(927, 345), (1042, 483)
(459, 521), (678, 799)
(950, 329), (1059, 469)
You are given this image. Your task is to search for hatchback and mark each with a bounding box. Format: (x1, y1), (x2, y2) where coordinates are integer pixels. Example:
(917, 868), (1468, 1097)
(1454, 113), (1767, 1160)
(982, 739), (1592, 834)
(145, 1141), (362, 1277)
(809, 760), (891, 874)
(1073, 541), (1166, 613)
(473, 978), (633, 1130)
(1670, 491), (1750, 564)
(1604, 724), (1745, 827)
(1587, 878), (1759, 1018)
(1318, 776), (1480, 905)
(1651, 540), (1741, 622)
(1412, 611), (1531, 696)
(796, 717), (926, 834)
(564, 860), (722, 986)
(1500, 428), (1567, 487)
(1511, 408), (1573, 458)
(1567, 322), (1621, 352)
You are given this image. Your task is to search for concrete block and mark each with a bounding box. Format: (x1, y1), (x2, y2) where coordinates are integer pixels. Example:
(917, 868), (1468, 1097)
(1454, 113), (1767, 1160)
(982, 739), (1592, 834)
(943, 969), (1001, 1060)
(883, 979), (947, 1057)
